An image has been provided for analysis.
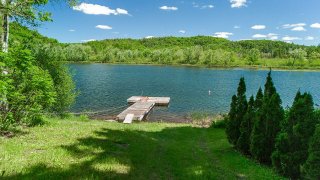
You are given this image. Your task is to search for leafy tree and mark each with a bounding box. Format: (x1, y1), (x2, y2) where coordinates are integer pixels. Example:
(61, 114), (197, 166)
(34, 44), (76, 115)
(237, 96), (255, 154)
(302, 124), (320, 180)
(289, 48), (307, 66)
(0, 0), (76, 52)
(307, 51), (320, 64)
(64, 44), (92, 62)
(272, 92), (317, 178)
(226, 77), (247, 146)
(1, 48), (56, 129)
(247, 48), (260, 65)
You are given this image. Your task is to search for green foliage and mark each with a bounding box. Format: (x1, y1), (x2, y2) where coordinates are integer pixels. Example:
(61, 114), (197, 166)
(226, 95), (237, 144)
(246, 48), (260, 65)
(302, 124), (320, 179)
(288, 48), (307, 66)
(237, 96), (255, 154)
(226, 77), (247, 146)
(0, 49), (56, 130)
(272, 91), (317, 178)
(33, 44), (76, 115)
(64, 44), (92, 62)
(211, 119), (226, 129)
(251, 71), (284, 164)
(51, 36), (320, 69)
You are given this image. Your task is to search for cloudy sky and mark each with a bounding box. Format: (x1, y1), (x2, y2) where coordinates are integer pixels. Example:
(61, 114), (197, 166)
(38, 0), (320, 45)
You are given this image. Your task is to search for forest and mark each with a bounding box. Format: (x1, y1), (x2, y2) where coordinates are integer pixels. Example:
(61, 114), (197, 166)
(64, 36), (320, 68)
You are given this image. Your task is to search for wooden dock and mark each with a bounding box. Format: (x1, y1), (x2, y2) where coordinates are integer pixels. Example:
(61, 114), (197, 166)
(117, 96), (170, 122)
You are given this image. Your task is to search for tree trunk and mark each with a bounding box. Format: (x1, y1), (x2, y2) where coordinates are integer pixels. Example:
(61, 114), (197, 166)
(0, 0), (9, 53)
(2, 12), (8, 52)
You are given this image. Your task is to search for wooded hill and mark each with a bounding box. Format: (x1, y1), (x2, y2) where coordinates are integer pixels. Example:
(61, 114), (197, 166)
(10, 23), (320, 68)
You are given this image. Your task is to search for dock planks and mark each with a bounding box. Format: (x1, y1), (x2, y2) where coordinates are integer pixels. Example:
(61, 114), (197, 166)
(117, 96), (170, 122)
(127, 96), (170, 105)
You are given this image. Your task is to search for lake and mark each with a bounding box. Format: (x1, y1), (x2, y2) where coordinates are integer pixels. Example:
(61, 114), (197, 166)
(70, 64), (320, 121)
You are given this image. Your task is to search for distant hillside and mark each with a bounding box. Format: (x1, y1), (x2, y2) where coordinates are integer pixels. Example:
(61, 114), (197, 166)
(84, 36), (314, 59)
(9, 23), (320, 69)
(10, 22), (58, 50)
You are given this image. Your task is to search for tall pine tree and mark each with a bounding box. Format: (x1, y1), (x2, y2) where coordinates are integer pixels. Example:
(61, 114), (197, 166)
(237, 96), (255, 154)
(254, 88), (263, 110)
(251, 71), (284, 164)
(272, 92), (317, 178)
(302, 124), (320, 180)
(226, 77), (247, 146)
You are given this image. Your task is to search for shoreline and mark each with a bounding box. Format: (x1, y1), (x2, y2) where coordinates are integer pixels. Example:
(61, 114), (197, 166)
(65, 61), (320, 72)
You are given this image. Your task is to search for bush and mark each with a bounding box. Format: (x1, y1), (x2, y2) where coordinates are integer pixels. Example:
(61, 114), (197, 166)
(34, 44), (76, 116)
(211, 118), (226, 129)
(0, 49), (56, 130)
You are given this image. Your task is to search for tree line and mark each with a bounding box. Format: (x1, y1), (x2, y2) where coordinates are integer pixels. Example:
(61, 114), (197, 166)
(225, 71), (320, 179)
(57, 37), (320, 68)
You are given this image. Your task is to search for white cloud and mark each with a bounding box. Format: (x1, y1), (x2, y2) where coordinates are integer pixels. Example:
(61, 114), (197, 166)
(252, 34), (267, 38)
(201, 5), (214, 9)
(252, 33), (278, 40)
(267, 33), (278, 40)
(213, 32), (233, 39)
(310, 23), (320, 29)
(282, 36), (301, 41)
(116, 8), (128, 15)
(230, 0), (247, 8)
(73, 3), (129, 15)
(282, 23), (306, 29)
(159, 6), (178, 11)
(269, 36), (278, 40)
(81, 39), (96, 42)
(234, 25), (240, 29)
(305, 36), (315, 40)
(291, 26), (306, 31)
(96, 25), (112, 30)
(193, 2), (214, 9)
(251, 25), (266, 30)
(68, 29), (75, 32)
(179, 30), (186, 34)
(144, 36), (155, 39)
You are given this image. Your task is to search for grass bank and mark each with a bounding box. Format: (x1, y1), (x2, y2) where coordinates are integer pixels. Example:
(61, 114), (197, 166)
(0, 117), (284, 179)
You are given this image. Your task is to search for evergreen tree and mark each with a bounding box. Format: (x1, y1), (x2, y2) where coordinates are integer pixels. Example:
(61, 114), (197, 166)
(254, 87), (263, 110)
(226, 95), (237, 144)
(264, 70), (276, 98)
(251, 71), (284, 164)
(302, 124), (320, 180)
(237, 96), (255, 154)
(272, 92), (317, 178)
(226, 77), (247, 146)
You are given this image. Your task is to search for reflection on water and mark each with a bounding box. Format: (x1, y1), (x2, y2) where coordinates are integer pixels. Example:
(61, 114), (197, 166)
(70, 64), (320, 121)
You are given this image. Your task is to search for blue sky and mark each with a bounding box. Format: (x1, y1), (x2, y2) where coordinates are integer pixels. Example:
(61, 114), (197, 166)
(37, 0), (320, 45)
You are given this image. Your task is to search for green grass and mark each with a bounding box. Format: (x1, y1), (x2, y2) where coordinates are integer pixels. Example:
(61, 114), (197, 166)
(0, 117), (285, 179)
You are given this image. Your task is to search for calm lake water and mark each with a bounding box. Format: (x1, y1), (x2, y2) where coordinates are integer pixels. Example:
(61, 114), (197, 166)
(70, 64), (320, 121)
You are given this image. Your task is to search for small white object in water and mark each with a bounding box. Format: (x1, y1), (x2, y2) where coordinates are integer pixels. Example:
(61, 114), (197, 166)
(208, 90), (211, 95)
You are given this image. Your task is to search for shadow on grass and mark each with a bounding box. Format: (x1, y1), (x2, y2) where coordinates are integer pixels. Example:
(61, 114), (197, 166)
(2, 126), (249, 179)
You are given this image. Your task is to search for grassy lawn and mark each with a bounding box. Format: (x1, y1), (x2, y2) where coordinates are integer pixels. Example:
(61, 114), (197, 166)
(0, 117), (285, 179)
